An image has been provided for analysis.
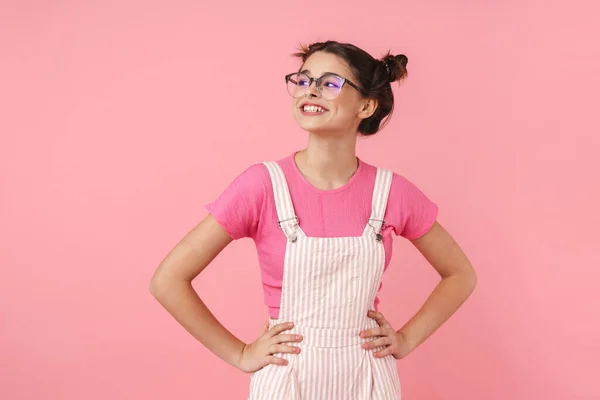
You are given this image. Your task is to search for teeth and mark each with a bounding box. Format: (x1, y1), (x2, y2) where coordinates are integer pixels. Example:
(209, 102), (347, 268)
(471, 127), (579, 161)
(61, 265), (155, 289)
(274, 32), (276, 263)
(303, 105), (325, 113)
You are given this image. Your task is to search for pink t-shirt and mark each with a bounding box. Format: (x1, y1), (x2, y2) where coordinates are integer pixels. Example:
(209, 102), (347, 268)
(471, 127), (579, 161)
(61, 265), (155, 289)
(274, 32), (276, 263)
(206, 152), (438, 318)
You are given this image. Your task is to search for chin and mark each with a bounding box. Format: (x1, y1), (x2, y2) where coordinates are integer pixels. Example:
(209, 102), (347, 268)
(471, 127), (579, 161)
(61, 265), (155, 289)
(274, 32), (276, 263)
(294, 116), (327, 133)
(298, 121), (330, 134)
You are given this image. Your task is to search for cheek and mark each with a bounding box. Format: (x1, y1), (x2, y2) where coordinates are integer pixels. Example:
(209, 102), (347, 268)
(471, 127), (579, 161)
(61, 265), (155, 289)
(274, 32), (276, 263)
(291, 100), (302, 119)
(330, 92), (362, 116)
(329, 102), (359, 120)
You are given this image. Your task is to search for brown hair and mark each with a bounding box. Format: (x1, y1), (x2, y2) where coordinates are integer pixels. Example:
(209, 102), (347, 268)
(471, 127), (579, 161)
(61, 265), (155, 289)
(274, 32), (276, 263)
(293, 40), (408, 136)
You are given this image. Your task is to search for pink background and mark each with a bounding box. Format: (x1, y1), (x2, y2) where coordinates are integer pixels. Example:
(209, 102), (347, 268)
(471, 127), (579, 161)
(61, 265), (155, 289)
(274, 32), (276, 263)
(1, 1), (599, 399)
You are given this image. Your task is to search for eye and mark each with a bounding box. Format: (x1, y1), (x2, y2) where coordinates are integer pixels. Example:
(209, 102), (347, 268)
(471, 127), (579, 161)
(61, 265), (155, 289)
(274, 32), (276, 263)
(298, 79), (310, 87)
(322, 77), (342, 89)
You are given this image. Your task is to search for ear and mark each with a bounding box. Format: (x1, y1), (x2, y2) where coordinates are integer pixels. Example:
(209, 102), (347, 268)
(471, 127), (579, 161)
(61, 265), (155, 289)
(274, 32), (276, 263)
(358, 98), (378, 120)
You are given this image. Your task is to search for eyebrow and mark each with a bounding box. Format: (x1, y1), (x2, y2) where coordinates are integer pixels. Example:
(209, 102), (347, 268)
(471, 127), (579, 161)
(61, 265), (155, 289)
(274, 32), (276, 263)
(300, 69), (340, 77)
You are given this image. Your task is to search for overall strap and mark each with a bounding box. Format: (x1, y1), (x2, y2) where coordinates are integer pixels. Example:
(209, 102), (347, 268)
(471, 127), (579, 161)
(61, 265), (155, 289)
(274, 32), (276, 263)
(367, 168), (393, 239)
(262, 161), (300, 242)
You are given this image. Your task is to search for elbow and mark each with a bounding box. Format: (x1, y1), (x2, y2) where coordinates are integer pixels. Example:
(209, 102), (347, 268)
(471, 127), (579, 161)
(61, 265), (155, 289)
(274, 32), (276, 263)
(149, 266), (190, 300)
(149, 275), (161, 299)
(149, 268), (170, 300)
(465, 264), (477, 294)
(446, 262), (477, 295)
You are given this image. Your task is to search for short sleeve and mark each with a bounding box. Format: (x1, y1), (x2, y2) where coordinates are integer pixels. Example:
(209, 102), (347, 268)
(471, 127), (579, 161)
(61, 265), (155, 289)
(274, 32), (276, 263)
(388, 174), (439, 240)
(205, 164), (267, 240)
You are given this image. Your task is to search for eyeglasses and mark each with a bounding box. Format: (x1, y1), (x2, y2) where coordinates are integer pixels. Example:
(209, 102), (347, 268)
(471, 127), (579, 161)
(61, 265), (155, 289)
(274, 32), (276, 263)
(284, 72), (364, 100)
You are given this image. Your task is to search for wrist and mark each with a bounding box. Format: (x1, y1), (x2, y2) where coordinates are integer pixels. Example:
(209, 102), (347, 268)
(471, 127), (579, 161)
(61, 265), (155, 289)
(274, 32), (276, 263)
(396, 329), (417, 355)
(231, 342), (248, 371)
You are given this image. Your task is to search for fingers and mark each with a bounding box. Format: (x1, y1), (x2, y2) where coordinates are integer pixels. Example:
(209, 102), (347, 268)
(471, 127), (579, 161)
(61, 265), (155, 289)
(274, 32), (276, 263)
(373, 346), (394, 358)
(367, 310), (391, 327)
(268, 333), (303, 355)
(266, 322), (294, 337)
(269, 344), (301, 355)
(266, 355), (289, 366)
(272, 333), (303, 344)
(360, 326), (383, 338)
(362, 336), (391, 350)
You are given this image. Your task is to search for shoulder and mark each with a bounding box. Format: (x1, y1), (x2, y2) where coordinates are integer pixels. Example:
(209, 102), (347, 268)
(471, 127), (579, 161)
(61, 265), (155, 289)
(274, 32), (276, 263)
(240, 153), (294, 180)
(358, 159), (419, 191)
(359, 160), (427, 194)
(390, 172), (423, 195)
(237, 162), (271, 184)
(389, 173), (438, 240)
(207, 162), (272, 210)
(223, 162), (270, 206)
(387, 169), (435, 210)
(361, 159), (438, 238)
(230, 154), (295, 197)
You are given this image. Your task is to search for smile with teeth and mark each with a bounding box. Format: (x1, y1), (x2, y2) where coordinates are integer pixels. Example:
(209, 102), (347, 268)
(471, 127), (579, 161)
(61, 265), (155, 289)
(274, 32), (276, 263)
(302, 105), (326, 113)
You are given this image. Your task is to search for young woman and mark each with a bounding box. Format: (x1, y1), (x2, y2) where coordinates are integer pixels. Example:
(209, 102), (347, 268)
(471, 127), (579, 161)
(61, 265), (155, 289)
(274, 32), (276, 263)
(150, 40), (477, 399)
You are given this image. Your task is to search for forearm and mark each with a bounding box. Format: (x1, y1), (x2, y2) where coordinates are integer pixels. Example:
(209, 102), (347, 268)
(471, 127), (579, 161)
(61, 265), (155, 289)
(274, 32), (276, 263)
(150, 278), (245, 369)
(398, 271), (476, 352)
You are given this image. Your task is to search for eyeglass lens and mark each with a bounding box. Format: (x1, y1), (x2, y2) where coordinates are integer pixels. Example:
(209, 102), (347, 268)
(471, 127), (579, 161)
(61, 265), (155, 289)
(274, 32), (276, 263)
(287, 73), (344, 99)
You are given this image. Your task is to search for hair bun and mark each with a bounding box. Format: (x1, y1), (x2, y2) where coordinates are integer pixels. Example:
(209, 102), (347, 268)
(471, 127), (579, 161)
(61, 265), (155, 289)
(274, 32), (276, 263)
(381, 53), (408, 82)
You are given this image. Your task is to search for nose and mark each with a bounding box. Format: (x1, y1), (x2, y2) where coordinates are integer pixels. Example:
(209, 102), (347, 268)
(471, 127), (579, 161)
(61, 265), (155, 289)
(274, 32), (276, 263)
(304, 79), (320, 98)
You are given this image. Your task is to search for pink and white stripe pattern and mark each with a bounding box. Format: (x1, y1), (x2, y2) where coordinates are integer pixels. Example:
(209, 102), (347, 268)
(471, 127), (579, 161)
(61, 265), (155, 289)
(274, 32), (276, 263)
(248, 161), (401, 399)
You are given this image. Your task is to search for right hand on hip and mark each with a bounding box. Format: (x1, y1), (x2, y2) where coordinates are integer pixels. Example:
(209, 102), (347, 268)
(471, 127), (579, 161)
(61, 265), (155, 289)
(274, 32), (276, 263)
(237, 321), (303, 373)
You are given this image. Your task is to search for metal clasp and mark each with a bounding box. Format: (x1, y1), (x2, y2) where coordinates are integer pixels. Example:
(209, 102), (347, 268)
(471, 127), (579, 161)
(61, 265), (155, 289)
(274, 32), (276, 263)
(278, 216), (299, 243)
(367, 218), (385, 242)
(277, 216), (299, 228)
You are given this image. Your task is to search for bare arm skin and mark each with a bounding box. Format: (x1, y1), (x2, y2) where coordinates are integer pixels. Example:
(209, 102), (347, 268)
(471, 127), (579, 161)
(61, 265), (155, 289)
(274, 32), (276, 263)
(149, 214), (302, 372)
(398, 221), (477, 352)
(361, 221), (477, 358)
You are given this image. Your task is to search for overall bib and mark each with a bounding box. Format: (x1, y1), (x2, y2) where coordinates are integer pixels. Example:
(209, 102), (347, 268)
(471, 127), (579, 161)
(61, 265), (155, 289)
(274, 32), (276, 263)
(248, 161), (401, 399)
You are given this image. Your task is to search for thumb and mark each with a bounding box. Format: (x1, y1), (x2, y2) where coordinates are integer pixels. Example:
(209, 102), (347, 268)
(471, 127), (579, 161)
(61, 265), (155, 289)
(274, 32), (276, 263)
(261, 321), (270, 335)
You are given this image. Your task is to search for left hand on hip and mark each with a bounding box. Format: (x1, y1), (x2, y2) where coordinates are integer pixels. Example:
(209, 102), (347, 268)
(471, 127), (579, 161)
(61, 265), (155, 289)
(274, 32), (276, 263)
(360, 310), (411, 359)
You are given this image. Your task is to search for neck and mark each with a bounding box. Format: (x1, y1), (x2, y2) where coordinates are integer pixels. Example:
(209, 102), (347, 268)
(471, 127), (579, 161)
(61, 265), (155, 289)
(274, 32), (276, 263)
(294, 133), (359, 190)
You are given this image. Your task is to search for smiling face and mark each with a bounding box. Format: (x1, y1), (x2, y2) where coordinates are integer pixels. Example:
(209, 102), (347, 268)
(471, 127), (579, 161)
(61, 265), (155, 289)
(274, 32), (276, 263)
(291, 51), (377, 136)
